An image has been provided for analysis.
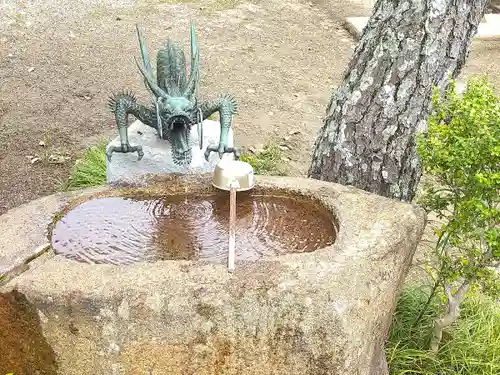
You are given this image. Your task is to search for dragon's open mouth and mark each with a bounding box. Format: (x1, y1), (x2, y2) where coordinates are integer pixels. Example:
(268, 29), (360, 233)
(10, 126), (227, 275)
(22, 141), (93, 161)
(169, 115), (191, 131)
(167, 115), (192, 166)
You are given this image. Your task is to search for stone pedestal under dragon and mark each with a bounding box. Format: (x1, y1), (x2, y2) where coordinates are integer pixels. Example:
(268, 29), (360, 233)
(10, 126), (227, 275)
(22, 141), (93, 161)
(106, 23), (239, 166)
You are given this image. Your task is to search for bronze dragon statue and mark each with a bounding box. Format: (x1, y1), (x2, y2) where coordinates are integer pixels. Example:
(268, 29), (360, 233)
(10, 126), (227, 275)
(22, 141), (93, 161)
(107, 23), (239, 165)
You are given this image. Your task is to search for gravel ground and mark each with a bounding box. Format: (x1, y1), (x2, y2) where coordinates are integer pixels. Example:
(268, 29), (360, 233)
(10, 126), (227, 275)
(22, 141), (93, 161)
(0, 0), (358, 213)
(0, 0), (498, 214)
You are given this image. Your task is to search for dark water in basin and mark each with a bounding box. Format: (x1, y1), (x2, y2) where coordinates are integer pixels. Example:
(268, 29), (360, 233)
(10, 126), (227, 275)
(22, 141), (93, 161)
(51, 193), (337, 265)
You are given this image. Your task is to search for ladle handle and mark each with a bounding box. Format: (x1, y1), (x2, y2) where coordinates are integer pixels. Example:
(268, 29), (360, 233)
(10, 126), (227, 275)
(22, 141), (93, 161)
(228, 181), (238, 272)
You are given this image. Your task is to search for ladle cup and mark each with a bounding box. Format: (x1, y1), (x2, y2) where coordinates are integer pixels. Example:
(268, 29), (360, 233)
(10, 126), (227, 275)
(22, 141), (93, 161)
(212, 160), (255, 271)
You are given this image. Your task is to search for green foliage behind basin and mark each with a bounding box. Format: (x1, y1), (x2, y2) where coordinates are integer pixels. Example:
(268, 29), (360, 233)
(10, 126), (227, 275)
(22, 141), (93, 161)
(415, 75), (499, 351)
(239, 143), (289, 176)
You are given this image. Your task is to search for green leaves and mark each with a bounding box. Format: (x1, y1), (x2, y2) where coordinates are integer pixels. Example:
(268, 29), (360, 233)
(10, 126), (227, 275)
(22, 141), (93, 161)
(417, 76), (500, 297)
(239, 143), (289, 176)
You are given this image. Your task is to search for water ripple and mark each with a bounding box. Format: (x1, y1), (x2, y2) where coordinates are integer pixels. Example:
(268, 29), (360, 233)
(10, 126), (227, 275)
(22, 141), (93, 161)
(51, 193), (337, 265)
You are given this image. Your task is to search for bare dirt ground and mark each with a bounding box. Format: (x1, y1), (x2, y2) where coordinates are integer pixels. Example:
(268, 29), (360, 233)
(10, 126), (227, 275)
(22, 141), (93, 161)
(0, 0), (499, 214)
(0, 0), (358, 214)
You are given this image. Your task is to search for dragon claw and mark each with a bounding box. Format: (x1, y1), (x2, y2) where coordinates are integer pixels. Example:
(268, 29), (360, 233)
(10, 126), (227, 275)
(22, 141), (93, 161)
(106, 144), (144, 162)
(204, 145), (215, 161)
(106, 150), (113, 163)
(137, 148), (144, 161)
(106, 145), (120, 162)
(233, 148), (241, 160)
(204, 144), (239, 161)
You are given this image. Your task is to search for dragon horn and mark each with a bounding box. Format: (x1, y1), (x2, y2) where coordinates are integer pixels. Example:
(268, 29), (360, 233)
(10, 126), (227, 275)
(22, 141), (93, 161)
(135, 25), (170, 99)
(134, 57), (169, 99)
(136, 24), (154, 96)
(183, 22), (200, 98)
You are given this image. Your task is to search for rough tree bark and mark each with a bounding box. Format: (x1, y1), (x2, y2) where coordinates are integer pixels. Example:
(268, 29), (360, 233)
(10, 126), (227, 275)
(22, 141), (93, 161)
(308, 0), (489, 202)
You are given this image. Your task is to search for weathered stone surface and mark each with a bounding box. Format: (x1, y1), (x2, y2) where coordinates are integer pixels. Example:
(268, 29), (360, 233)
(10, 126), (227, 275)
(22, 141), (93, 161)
(0, 186), (108, 282)
(0, 290), (58, 375)
(344, 16), (369, 40)
(1, 175), (426, 375)
(106, 119), (234, 185)
(476, 14), (500, 40)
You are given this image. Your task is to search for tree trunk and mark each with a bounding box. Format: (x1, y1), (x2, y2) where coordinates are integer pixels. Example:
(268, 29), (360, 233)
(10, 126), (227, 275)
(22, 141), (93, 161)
(429, 281), (470, 352)
(308, 0), (488, 202)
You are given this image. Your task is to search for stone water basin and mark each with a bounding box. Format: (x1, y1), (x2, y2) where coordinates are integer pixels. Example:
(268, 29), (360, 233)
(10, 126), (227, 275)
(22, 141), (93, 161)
(51, 192), (337, 266)
(0, 174), (425, 375)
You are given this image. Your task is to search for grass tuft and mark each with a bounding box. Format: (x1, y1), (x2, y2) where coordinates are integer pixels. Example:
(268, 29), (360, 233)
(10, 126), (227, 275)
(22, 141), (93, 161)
(239, 143), (289, 176)
(64, 141), (107, 190)
(62, 139), (290, 191)
(387, 285), (500, 375)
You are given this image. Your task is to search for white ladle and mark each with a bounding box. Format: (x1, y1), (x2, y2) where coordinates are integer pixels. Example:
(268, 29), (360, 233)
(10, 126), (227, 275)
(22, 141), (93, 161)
(212, 159), (255, 272)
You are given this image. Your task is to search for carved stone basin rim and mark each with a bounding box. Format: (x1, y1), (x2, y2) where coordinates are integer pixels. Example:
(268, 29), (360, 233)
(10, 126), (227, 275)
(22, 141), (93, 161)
(46, 174), (340, 267)
(0, 174), (426, 375)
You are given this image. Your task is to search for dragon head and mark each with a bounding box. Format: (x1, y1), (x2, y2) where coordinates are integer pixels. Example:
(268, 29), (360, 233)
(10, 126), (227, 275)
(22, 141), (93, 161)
(135, 23), (201, 165)
(157, 96), (197, 164)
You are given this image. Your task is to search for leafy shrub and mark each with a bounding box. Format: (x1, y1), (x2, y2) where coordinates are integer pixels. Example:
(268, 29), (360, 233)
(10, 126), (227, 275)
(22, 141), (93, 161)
(415, 76), (500, 351)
